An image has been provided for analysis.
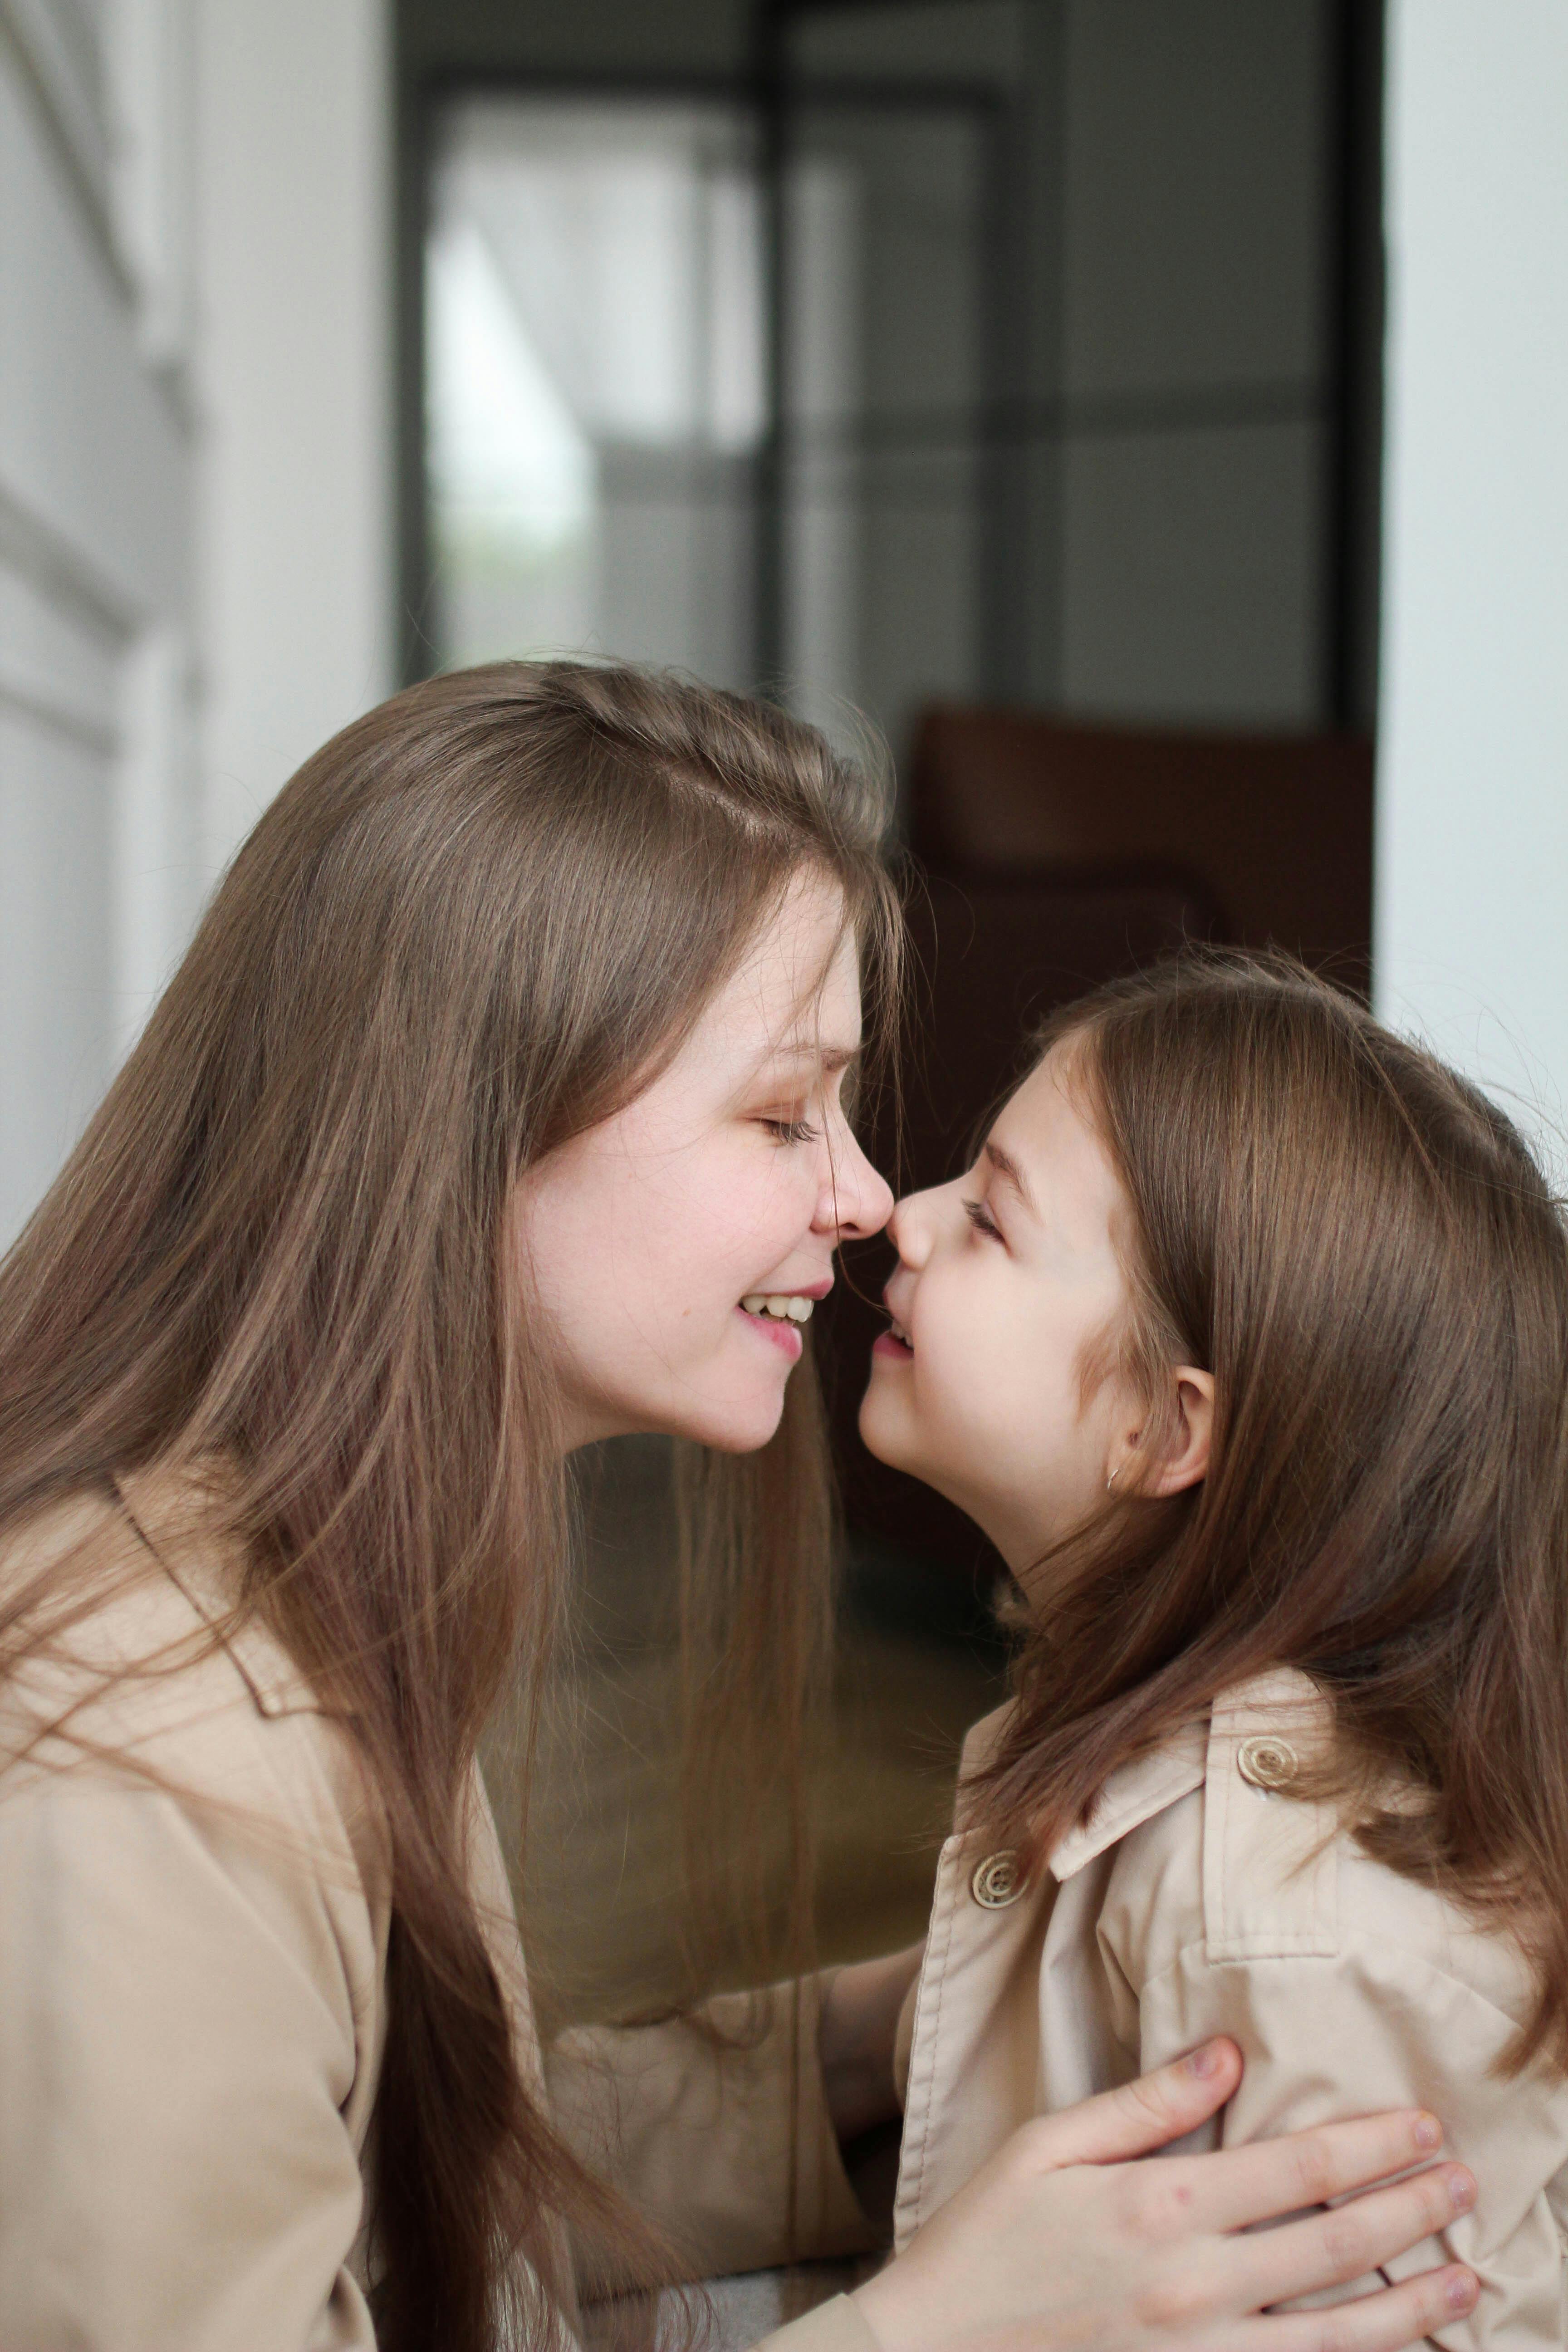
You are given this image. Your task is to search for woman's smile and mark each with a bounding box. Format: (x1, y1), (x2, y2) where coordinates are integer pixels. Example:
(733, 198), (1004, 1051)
(738, 1279), (831, 1359)
(738, 1301), (805, 1358)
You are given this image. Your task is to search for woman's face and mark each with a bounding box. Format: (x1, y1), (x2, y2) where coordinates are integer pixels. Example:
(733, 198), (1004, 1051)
(515, 872), (893, 1454)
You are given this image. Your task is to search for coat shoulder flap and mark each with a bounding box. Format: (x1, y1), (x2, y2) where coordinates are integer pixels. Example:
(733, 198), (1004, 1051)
(1203, 1667), (1340, 1964)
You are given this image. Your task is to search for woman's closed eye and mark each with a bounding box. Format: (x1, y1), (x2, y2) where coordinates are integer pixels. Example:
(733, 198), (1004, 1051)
(963, 1197), (1004, 1242)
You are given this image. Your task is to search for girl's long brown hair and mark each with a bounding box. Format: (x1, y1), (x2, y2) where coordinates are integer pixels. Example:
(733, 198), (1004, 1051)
(0, 662), (900, 2350)
(971, 952), (1568, 2072)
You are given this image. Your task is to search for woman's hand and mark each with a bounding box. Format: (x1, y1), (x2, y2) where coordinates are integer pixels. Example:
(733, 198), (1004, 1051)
(819, 1942), (925, 2143)
(851, 2038), (1479, 2352)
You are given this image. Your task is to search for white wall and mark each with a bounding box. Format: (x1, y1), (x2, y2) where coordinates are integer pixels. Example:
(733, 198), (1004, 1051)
(1376, 1), (1568, 1152)
(194, 0), (394, 877)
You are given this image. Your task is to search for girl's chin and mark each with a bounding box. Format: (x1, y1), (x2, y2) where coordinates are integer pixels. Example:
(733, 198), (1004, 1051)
(857, 1392), (916, 1475)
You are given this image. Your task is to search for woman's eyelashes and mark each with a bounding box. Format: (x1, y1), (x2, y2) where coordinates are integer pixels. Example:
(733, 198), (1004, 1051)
(755, 1067), (849, 1146)
(963, 1196), (1004, 1243)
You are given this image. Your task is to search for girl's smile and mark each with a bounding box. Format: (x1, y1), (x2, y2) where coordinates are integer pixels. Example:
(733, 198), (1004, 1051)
(871, 1309), (913, 1360)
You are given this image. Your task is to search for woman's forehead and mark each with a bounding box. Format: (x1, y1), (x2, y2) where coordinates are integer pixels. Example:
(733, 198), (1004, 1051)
(703, 885), (860, 1063)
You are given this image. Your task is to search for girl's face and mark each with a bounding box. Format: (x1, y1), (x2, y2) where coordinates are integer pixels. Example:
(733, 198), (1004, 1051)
(860, 1045), (1209, 1574)
(516, 871), (893, 1455)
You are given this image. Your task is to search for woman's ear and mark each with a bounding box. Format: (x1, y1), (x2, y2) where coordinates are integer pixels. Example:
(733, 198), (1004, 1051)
(1146, 1367), (1214, 1498)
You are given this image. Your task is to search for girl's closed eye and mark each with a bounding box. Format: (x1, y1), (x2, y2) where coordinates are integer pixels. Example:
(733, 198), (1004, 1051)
(761, 1113), (820, 1146)
(963, 1196), (1004, 1242)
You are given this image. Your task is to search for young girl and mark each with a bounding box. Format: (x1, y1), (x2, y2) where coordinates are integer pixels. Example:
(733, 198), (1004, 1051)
(861, 952), (1568, 2347)
(0, 667), (1473, 2352)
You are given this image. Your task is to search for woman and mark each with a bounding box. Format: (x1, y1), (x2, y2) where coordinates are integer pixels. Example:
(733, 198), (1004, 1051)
(0, 663), (1476, 2351)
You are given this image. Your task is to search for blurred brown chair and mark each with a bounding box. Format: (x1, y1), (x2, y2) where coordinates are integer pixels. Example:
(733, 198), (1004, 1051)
(910, 703), (1374, 995)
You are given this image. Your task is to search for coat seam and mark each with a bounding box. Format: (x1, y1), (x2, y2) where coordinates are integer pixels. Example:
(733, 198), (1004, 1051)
(901, 1835), (965, 2242)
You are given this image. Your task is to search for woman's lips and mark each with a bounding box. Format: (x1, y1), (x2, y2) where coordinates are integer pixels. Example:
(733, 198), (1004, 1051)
(737, 1303), (804, 1359)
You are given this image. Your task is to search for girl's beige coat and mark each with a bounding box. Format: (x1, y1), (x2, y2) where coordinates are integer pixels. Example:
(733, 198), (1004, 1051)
(892, 1686), (1568, 2349)
(0, 1470), (874, 2351)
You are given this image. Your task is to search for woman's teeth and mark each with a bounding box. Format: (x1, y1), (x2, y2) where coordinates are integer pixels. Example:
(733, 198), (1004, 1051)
(741, 1293), (814, 1323)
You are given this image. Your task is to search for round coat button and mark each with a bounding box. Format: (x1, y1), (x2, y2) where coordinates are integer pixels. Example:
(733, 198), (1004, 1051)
(1236, 1735), (1299, 1791)
(970, 1850), (1022, 1908)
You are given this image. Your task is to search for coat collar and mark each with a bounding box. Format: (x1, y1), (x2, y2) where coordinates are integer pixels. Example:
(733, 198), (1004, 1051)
(112, 1459), (327, 1720)
(958, 1666), (1327, 1883)
(1046, 1721), (1209, 1880)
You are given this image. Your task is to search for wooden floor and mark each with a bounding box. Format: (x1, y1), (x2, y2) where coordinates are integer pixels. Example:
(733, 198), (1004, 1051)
(488, 1436), (1007, 2033)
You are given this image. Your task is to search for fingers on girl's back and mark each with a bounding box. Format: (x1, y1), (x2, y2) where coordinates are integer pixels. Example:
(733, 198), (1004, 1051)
(1184, 2112), (1453, 2234)
(1231, 2163), (1475, 2312)
(1229, 2264), (1480, 2352)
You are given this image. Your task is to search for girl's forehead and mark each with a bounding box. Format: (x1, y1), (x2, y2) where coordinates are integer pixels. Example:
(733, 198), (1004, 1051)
(1004, 1046), (1091, 1145)
(994, 1051), (1122, 1218)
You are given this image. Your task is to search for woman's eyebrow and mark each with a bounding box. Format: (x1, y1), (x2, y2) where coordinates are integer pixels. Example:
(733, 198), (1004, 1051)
(767, 1043), (862, 1077)
(984, 1139), (1038, 1216)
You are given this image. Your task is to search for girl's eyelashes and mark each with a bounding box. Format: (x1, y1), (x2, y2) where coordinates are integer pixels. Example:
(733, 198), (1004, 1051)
(963, 1196), (1004, 1242)
(761, 1116), (820, 1146)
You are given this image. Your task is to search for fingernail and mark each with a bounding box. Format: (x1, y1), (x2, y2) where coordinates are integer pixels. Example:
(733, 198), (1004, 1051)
(1412, 2112), (1443, 2150)
(1446, 2271), (1479, 2314)
(1447, 2168), (1476, 2213)
(1187, 2039), (1226, 2078)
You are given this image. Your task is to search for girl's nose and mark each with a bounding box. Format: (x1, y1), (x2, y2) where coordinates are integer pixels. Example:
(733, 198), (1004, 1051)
(887, 1188), (937, 1269)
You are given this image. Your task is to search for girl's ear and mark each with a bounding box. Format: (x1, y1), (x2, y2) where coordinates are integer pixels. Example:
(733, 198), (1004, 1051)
(1145, 1367), (1214, 1498)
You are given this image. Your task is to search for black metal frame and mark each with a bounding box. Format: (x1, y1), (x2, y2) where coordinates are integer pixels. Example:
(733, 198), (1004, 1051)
(1323, 0), (1387, 732)
(752, 0), (1021, 694)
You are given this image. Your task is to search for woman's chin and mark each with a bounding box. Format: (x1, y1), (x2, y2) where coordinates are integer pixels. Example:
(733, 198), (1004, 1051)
(676, 1384), (789, 1456)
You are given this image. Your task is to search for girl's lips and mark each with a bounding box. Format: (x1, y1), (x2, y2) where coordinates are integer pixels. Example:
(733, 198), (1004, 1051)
(737, 1303), (804, 1360)
(872, 1331), (913, 1362)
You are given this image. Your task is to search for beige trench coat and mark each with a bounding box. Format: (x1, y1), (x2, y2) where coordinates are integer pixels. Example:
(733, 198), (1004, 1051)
(892, 1677), (1568, 2350)
(0, 1470), (875, 2351)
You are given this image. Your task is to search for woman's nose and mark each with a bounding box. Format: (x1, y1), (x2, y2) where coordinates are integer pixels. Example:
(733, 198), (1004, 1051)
(818, 1126), (895, 1243)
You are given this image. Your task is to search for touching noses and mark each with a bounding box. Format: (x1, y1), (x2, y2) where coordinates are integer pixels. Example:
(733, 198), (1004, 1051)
(815, 1124), (895, 1243)
(887, 1185), (940, 1270)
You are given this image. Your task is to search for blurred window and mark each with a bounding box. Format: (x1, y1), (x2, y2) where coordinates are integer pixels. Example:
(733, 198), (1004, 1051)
(427, 98), (765, 689)
(422, 75), (1001, 747)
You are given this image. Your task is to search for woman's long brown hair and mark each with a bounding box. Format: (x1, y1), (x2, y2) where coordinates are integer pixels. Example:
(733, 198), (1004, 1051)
(971, 952), (1568, 2072)
(0, 662), (900, 2350)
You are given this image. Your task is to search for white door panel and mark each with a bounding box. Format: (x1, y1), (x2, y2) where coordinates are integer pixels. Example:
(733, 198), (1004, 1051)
(0, 45), (190, 616)
(0, 0), (195, 1242)
(0, 707), (113, 1236)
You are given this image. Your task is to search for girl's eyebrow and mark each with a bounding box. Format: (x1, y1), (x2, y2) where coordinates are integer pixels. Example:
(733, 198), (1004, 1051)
(984, 1139), (1038, 1217)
